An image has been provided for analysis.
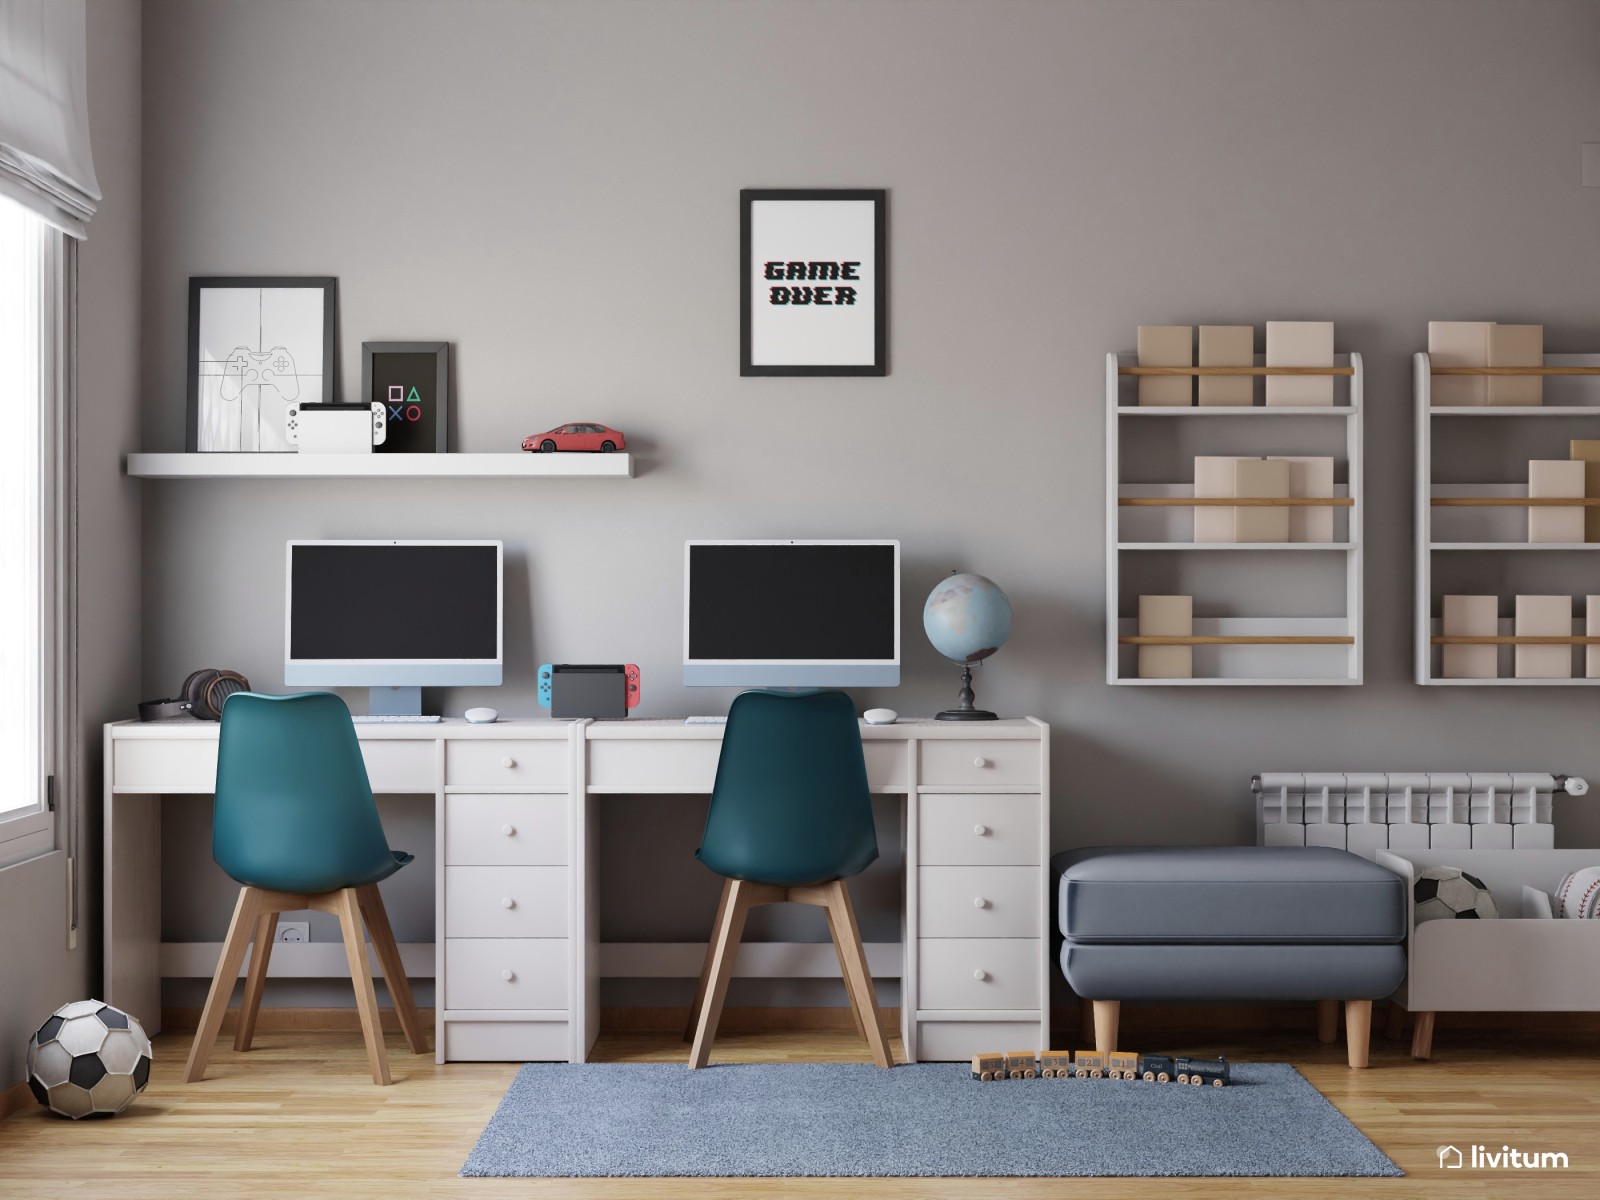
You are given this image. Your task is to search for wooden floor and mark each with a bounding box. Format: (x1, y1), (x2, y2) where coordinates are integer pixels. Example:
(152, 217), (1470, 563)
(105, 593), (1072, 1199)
(2, 1018), (1597, 1198)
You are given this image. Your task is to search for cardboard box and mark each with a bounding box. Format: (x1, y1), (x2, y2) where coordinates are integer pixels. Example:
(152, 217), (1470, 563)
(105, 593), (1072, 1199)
(1589, 596), (1600, 679)
(1265, 321), (1334, 406)
(1568, 439), (1600, 542)
(1198, 325), (1253, 406)
(1515, 594), (1573, 679)
(1234, 458), (1290, 542)
(1138, 594), (1193, 679)
(1528, 459), (1585, 544)
(1487, 324), (1543, 406)
(1272, 456), (1335, 543)
(1442, 594), (1498, 679)
(1428, 321), (1492, 406)
(1137, 325), (1192, 406)
(1193, 456), (1236, 543)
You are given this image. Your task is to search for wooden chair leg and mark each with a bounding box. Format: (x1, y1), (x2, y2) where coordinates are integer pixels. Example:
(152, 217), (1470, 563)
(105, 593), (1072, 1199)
(684, 879), (735, 1042)
(357, 884), (429, 1055)
(1344, 999), (1372, 1069)
(1384, 1001), (1407, 1040)
(185, 886), (262, 1083)
(233, 909), (279, 1052)
(1411, 1010), (1436, 1060)
(1316, 999), (1340, 1044)
(334, 887), (391, 1085)
(821, 897), (868, 1045)
(1092, 1000), (1120, 1056)
(822, 880), (893, 1068)
(689, 879), (755, 1069)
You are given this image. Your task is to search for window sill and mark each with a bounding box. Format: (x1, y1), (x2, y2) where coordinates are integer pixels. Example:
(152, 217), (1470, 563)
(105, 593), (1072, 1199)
(0, 812), (55, 871)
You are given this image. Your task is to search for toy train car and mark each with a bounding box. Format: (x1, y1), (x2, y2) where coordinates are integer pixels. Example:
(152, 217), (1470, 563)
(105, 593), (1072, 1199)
(970, 1049), (1230, 1086)
(1039, 1052), (1075, 1078)
(1174, 1056), (1230, 1087)
(970, 1053), (1007, 1081)
(1005, 1051), (1038, 1080)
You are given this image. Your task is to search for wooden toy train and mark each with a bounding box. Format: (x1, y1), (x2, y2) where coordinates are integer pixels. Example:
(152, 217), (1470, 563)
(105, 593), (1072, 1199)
(971, 1050), (1230, 1087)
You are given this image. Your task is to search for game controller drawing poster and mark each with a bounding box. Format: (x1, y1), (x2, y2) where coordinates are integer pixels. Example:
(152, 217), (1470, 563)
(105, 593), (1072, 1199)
(186, 277), (336, 452)
(361, 341), (449, 453)
(740, 189), (887, 377)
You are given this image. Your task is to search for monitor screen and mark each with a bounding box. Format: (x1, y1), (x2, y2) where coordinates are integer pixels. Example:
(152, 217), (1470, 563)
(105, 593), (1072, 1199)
(684, 540), (899, 687)
(285, 541), (502, 686)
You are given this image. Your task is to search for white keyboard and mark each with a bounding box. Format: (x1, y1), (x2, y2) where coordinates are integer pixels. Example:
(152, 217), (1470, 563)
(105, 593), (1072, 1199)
(684, 715), (728, 725)
(353, 714), (443, 724)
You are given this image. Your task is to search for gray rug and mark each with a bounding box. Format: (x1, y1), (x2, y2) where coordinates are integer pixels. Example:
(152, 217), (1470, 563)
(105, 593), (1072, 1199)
(461, 1062), (1402, 1178)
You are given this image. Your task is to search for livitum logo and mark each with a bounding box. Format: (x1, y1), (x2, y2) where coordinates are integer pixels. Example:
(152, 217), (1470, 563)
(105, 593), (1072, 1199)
(1438, 1144), (1571, 1170)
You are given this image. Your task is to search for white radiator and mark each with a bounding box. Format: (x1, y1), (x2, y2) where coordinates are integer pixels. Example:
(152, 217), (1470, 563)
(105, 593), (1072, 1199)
(1253, 772), (1589, 859)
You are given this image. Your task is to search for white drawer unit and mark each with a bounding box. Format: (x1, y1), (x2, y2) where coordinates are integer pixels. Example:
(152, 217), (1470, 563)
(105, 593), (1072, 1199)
(444, 794), (567, 866)
(919, 794), (1041, 866)
(917, 867), (1041, 939)
(917, 937), (1042, 1011)
(916, 1019), (1045, 1063)
(920, 740), (1041, 790)
(443, 938), (569, 1011)
(442, 1019), (570, 1063)
(443, 867), (569, 938)
(446, 739), (568, 791)
(360, 740), (439, 793)
(111, 738), (218, 792)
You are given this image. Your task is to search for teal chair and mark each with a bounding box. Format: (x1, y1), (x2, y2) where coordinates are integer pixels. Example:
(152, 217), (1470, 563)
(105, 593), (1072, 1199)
(684, 689), (892, 1069)
(184, 692), (428, 1085)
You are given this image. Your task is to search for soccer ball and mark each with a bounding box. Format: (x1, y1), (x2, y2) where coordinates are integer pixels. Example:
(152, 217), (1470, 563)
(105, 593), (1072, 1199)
(1413, 867), (1498, 923)
(27, 1000), (152, 1119)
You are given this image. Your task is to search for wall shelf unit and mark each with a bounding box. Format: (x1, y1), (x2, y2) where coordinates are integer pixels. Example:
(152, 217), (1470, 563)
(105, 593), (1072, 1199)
(1106, 351), (1364, 686)
(125, 452), (634, 479)
(1415, 352), (1600, 686)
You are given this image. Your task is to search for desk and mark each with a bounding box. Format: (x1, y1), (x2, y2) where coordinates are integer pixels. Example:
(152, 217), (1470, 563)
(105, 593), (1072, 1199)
(104, 716), (1049, 1063)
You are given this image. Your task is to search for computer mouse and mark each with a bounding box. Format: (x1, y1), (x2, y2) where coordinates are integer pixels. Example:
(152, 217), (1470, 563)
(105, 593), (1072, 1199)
(464, 707), (499, 724)
(863, 708), (898, 725)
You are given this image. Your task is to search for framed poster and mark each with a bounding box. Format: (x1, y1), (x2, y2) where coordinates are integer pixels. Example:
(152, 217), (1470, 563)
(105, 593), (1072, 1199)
(187, 277), (336, 452)
(740, 188), (887, 376)
(361, 342), (450, 453)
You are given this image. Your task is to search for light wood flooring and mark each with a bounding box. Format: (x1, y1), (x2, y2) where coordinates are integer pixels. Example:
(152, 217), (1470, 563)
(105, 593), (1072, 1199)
(2, 1014), (1597, 1198)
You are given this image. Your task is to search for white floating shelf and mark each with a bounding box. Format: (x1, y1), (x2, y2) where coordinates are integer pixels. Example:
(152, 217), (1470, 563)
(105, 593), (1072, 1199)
(1117, 542), (1356, 552)
(125, 452), (633, 479)
(1430, 542), (1600, 551)
(1115, 405), (1356, 417)
(1430, 406), (1600, 417)
(1421, 677), (1600, 687)
(1114, 676), (1361, 687)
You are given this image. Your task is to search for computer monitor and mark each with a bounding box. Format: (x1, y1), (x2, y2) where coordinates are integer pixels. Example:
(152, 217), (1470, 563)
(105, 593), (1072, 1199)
(285, 540), (503, 715)
(683, 540), (900, 688)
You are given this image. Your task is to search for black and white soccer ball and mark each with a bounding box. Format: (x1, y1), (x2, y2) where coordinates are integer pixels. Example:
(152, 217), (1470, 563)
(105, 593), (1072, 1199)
(26, 1000), (152, 1118)
(1413, 866), (1498, 923)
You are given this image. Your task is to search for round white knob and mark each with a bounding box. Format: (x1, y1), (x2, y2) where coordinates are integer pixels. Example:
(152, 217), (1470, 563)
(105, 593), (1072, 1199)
(501, 897), (515, 909)
(973, 896), (989, 909)
(974, 756), (989, 768)
(501, 969), (515, 982)
(973, 969), (989, 982)
(501, 823), (516, 836)
(973, 824), (990, 836)
(502, 756), (516, 769)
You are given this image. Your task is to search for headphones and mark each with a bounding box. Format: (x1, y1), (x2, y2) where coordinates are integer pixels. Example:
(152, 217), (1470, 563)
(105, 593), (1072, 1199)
(138, 669), (251, 722)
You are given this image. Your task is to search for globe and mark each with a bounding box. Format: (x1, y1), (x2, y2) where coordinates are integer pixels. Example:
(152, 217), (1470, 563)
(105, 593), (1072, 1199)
(923, 573), (1012, 664)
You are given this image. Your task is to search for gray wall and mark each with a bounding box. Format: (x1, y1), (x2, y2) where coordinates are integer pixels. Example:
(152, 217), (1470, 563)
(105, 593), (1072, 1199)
(0, 0), (143, 1087)
(139, 0), (1600, 1007)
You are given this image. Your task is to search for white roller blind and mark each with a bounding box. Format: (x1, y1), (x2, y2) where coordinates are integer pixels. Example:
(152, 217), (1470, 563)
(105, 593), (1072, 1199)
(0, 0), (99, 238)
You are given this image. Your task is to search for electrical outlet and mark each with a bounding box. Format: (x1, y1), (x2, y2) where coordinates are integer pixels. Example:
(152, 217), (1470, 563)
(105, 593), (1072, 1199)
(276, 921), (310, 944)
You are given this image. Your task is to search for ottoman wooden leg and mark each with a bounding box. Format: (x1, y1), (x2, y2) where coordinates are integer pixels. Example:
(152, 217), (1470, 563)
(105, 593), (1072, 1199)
(1344, 1000), (1371, 1069)
(1411, 1011), (1436, 1060)
(1093, 1000), (1120, 1056)
(1316, 999), (1339, 1044)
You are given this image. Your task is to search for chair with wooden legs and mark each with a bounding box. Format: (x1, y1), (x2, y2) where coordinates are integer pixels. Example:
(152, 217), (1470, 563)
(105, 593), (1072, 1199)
(684, 689), (892, 1070)
(185, 692), (429, 1085)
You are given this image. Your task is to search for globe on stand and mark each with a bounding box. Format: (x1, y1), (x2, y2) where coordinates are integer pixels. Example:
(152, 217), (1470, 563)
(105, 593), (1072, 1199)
(923, 572), (1012, 721)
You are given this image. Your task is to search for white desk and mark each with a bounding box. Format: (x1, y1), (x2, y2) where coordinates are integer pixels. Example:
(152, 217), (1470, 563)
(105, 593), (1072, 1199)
(104, 716), (1050, 1063)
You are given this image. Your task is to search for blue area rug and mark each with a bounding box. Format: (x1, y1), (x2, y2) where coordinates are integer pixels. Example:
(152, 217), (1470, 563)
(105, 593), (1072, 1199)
(461, 1062), (1402, 1178)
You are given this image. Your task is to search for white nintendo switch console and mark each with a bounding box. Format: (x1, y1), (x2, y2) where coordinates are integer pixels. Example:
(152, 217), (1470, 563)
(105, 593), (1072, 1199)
(285, 402), (387, 453)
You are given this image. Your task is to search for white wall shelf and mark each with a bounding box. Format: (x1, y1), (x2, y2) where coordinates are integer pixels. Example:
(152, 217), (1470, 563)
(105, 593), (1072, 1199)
(125, 452), (634, 479)
(1415, 352), (1600, 685)
(1107, 351), (1364, 686)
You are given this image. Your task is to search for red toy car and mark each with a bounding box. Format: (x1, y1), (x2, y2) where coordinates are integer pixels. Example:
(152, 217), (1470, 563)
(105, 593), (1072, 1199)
(522, 423), (626, 453)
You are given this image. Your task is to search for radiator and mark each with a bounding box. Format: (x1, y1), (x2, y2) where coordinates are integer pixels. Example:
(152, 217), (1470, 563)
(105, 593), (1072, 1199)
(1253, 772), (1589, 859)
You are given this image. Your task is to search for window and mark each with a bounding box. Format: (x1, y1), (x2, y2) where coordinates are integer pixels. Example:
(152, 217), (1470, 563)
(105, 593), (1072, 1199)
(0, 194), (61, 865)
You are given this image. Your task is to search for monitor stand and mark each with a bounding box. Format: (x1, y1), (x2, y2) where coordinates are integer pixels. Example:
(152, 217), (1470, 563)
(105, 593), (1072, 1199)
(369, 686), (423, 717)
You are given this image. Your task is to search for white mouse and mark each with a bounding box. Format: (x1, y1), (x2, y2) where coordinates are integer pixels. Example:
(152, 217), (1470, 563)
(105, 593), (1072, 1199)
(464, 707), (499, 724)
(863, 707), (898, 725)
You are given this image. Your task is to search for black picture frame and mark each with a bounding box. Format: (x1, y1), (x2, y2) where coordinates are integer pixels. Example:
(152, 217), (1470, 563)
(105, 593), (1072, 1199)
(740, 188), (888, 377)
(186, 276), (337, 452)
(362, 342), (450, 453)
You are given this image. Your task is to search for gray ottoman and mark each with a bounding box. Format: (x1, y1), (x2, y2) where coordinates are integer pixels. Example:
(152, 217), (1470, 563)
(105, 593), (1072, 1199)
(1054, 846), (1407, 1068)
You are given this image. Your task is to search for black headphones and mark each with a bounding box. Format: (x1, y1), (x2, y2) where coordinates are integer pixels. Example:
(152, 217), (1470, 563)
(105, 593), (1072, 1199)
(139, 668), (251, 722)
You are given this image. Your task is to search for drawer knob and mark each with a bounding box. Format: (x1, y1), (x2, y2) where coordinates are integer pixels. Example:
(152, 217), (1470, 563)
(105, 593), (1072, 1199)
(973, 756), (989, 768)
(973, 896), (989, 909)
(501, 896), (515, 909)
(501, 969), (516, 982)
(502, 756), (517, 769)
(973, 969), (989, 982)
(973, 824), (990, 836)
(501, 823), (516, 837)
